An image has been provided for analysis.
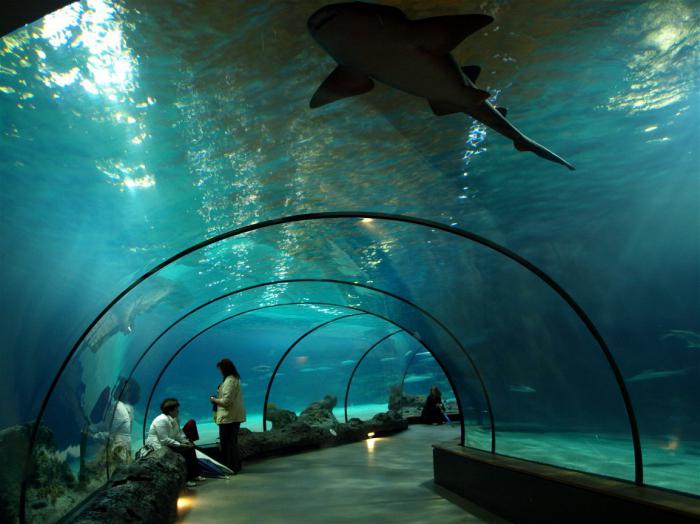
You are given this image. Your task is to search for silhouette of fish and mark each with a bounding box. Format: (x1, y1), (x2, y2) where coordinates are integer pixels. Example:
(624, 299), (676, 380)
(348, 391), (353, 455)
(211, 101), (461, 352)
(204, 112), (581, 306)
(626, 368), (690, 383)
(308, 2), (575, 170)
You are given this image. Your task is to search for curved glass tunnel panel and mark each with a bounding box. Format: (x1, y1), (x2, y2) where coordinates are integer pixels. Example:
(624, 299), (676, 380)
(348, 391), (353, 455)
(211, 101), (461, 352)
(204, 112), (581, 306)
(148, 304), (350, 445)
(346, 331), (463, 423)
(345, 331), (422, 421)
(401, 351), (458, 416)
(23, 214), (647, 523)
(267, 314), (402, 424)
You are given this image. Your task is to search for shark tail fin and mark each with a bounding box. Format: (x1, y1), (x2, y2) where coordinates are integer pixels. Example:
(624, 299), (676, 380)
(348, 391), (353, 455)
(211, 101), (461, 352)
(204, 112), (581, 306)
(514, 137), (575, 171)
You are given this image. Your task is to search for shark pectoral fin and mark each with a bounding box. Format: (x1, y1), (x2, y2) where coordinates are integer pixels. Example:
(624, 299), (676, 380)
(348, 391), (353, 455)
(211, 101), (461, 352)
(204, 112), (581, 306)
(465, 87), (491, 103)
(428, 100), (463, 116)
(413, 14), (494, 54)
(461, 65), (481, 83)
(309, 66), (374, 108)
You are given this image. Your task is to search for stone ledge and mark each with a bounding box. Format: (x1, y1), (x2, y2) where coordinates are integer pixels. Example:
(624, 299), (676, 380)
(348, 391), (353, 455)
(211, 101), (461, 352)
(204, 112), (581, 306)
(65, 447), (186, 524)
(433, 443), (700, 524)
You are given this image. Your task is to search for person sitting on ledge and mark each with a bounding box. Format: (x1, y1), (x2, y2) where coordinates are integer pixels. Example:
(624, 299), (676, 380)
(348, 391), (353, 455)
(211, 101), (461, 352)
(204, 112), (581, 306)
(146, 397), (205, 486)
(421, 386), (446, 425)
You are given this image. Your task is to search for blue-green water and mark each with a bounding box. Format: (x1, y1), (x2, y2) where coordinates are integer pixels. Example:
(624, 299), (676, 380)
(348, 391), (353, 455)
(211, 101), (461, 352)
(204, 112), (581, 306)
(1, 0), (698, 521)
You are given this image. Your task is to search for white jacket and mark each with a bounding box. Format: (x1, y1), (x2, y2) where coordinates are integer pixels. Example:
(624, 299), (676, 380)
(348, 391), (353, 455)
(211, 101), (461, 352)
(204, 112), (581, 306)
(145, 413), (188, 449)
(111, 401), (134, 448)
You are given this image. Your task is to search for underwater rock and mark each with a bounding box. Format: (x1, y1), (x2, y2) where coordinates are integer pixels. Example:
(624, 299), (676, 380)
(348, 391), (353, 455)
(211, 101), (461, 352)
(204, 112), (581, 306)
(0, 423), (76, 524)
(66, 447), (186, 524)
(298, 395), (340, 431)
(388, 385), (425, 413)
(236, 411), (408, 461)
(239, 421), (334, 459)
(335, 411), (408, 443)
(266, 404), (297, 430)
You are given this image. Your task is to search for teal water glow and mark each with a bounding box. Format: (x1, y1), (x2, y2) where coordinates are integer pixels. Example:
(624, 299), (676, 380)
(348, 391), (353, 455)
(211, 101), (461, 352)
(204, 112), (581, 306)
(1, 1), (698, 521)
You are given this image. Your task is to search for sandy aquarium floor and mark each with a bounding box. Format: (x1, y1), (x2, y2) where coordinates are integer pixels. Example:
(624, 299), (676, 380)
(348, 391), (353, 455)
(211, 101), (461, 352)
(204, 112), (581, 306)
(175, 424), (507, 524)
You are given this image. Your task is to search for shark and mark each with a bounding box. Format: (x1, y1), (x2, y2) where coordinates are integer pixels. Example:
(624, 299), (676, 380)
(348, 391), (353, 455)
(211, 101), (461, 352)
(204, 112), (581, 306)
(626, 368), (690, 383)
(660, 330), (700, 349)
(308, 2), (575, 170)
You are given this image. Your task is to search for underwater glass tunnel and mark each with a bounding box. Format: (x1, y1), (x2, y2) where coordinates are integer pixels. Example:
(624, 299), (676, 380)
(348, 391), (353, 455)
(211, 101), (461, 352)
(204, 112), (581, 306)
(0, 0), (698, 522)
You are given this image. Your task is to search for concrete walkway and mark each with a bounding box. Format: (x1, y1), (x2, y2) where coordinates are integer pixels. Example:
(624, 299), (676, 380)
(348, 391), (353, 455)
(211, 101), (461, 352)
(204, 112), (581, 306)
(176, 425), (507, 523)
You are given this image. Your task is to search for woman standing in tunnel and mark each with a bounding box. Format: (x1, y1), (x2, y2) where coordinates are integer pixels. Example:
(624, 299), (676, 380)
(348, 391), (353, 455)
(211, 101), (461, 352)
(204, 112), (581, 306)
(210, 358), (246, 474)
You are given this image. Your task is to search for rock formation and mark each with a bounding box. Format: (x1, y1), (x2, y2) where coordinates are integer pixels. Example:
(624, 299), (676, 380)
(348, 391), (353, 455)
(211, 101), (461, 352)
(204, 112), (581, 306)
(66, 447), (186, 524)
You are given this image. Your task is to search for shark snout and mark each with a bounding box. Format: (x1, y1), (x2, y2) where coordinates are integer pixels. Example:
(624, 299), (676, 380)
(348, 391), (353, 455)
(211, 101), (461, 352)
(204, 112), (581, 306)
(307, 6), (340, 34)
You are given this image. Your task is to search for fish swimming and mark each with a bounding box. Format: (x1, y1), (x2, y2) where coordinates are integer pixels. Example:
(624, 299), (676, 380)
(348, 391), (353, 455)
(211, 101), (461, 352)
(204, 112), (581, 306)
(403, 373), (433, 383)
(660, 330), (700, 349)
(509, 384), (536, 394)
(307, 2), (575, 170)
(626, 368), (690, 383)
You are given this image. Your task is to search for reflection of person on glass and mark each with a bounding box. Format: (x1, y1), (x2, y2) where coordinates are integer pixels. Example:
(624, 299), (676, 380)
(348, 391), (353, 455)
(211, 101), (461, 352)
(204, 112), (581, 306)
(146, 398), (204, 485)
(421, 386), (446, 425)
(109, 378), (140, 465)
(210, 358), (246, 474)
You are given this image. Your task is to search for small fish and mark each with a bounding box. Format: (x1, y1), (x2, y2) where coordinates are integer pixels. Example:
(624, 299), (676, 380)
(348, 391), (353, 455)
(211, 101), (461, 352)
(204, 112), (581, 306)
(300, 366), (333, 373)
(416, 351), (432, 357)
(403, 373), (433, 384)
(340, 359), (355, 366)
(626, 368), (689, 383)
(509, 384), (536, 394)
(380, 357), (396, 362)
(252, 365), (272, 373)
(660, 330), (700, 349)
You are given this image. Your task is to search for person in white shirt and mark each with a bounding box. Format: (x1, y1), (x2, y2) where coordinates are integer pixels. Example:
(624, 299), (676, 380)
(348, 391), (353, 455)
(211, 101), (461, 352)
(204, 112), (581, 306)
(146, 398), (204, 484)
(109, 378), (140, 465)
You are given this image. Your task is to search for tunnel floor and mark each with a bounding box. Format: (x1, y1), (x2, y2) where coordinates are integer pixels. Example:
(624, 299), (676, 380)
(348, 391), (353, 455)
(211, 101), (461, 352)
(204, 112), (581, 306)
(175, 424), (506, 523)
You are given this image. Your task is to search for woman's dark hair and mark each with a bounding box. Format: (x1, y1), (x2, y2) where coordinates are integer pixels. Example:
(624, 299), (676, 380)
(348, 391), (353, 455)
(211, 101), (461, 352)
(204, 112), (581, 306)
(160, 398), (180, 415)
(217, 358), (240, 379)
(114, 377), (141, 404)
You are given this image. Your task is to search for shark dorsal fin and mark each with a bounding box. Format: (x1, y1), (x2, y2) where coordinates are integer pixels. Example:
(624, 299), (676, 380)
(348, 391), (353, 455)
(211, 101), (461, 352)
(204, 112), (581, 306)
(412, 14), (494, 54)
(461, 65), (481, 83)
(310, 65), (375, 108)
(357, 3), (406, 19)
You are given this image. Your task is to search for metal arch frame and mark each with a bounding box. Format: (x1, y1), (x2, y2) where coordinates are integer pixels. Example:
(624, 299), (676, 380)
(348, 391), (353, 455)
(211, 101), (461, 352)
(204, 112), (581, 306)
(140, 302), (348, 443)
(22, 211), (644, 523)
(260, 310), (464, 434)
(343, 329), (403, 423)
(261, 313), (365, 430)
(135, 297), (465, 438)
(142, 304), (441, 447)
(108, 278), (494, 453)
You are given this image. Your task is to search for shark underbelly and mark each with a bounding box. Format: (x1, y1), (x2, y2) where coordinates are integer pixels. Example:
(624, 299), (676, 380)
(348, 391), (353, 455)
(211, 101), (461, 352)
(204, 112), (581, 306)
(334, 45), (468, 103)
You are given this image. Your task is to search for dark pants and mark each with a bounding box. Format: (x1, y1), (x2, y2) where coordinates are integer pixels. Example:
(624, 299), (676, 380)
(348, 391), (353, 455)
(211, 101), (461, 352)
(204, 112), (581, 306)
(219, 422), (241, 473)
(168, 444), (200, 480)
